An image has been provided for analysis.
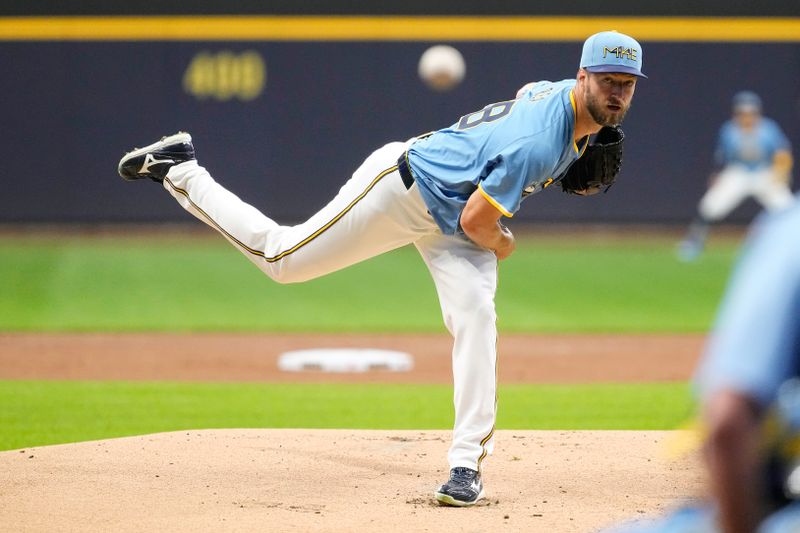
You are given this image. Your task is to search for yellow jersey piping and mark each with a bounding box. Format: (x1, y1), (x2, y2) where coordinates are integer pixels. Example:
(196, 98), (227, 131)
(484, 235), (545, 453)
(477, 183), (513, 218)
(477, 332), (500, 471)
(569, 90), (580, 154)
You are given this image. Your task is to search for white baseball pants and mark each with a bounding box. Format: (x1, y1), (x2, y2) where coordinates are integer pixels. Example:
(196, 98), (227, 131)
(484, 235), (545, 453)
(163, 140), (499, 471)
(699, 165), (794, 221)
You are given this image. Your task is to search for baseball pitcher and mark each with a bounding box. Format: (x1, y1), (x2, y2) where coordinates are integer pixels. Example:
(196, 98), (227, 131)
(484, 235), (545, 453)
(118, 31), (645, 507)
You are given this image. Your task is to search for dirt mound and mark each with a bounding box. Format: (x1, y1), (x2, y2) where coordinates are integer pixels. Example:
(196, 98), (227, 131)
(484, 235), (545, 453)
(0, 429), (702, 532)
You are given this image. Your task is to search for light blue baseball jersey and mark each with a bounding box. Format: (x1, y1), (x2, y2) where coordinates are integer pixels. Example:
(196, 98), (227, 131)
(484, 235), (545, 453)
(602, 504), (718, 533)
(604, 501), (800, 532)
(695, 201), (800, 407)
(715, 117), (791, 172)
(406, 79), (588, 235)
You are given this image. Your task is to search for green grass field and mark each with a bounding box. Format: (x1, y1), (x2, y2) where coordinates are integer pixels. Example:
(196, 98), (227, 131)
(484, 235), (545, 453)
(0, 381), (693, 451)
(0, 232), (738, 451)
(0, 233), (738, 332)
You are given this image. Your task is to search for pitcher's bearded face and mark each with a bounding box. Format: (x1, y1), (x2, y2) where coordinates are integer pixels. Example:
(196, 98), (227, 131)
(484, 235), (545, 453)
(583, 72), (636, 127)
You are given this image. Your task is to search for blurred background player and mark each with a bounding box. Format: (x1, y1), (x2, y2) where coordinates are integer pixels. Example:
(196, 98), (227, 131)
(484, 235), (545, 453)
(607, 201), (800, 532)
(678, 91), (795, 262)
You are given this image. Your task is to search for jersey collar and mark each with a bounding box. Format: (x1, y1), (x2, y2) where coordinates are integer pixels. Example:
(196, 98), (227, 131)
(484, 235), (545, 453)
(569, 89), (590, 156)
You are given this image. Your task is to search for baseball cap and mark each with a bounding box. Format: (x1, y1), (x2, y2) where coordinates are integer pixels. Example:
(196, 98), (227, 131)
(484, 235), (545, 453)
(579, 30), (647, 79)
(732, 91), (762, 113)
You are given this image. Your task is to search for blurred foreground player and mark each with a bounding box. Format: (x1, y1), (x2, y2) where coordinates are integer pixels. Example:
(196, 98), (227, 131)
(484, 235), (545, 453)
(117, 31), (645, 506)
(609, 202), (800, 532)
(678, 91), (794, 261)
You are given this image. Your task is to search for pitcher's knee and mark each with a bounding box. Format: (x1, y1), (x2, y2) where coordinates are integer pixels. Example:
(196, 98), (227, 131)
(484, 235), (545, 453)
(265, 268), (301, 285)
(699, 200), (725, 222)
(260, 263), (316, 285)
(471, 300), (497, 325)
(443, 295), (496, 331)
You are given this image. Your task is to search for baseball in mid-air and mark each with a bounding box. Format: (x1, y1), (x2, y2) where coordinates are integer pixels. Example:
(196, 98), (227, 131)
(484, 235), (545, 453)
(418, 45), (466, 92)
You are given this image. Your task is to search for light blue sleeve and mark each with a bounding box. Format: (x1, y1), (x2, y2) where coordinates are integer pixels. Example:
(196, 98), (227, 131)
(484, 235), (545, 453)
(714, 123), (731, 167)
(759, 501), (800, 533)
(695, 207), (800, 407)
(477, 140), (549, 217)
(516, 80), (549, 99)
(600, 504), (717, 533)
(766, 119), (791, 153)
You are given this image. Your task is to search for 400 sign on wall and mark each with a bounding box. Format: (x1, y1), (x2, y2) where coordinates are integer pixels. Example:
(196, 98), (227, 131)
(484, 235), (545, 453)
(183, 50), (266, 101)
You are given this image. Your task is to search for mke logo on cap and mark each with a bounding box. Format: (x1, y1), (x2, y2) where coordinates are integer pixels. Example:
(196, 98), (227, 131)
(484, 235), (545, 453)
(603, 46), (638, 61)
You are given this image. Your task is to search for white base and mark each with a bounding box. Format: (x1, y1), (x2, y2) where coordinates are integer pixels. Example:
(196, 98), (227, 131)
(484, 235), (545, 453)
(277, 348), (413, 373)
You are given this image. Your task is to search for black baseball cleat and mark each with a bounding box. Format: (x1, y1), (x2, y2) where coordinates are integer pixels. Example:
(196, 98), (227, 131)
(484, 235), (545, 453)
(434, 467), (484, 507)
(118, 132), (195, 183)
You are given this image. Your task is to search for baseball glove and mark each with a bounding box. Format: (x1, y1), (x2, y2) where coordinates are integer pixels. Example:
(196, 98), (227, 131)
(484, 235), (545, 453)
(559, 126), (624, 195)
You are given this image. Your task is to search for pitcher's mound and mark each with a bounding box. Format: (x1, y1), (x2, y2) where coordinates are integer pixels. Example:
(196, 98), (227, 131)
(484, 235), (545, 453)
(0, 429), (701, 532)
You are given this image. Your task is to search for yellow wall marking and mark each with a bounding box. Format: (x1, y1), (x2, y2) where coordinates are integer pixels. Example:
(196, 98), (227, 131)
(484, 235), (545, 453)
(0, 16), (799, 42)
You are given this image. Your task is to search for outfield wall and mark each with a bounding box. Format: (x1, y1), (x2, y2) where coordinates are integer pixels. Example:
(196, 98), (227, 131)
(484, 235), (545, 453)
(2, 18), (800, 224)
(3, 0), (797, 16)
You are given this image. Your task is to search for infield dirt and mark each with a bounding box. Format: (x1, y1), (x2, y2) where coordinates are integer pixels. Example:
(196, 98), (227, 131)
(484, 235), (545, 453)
(0, 332), (703, 383)
(0, 429), (702, 532)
